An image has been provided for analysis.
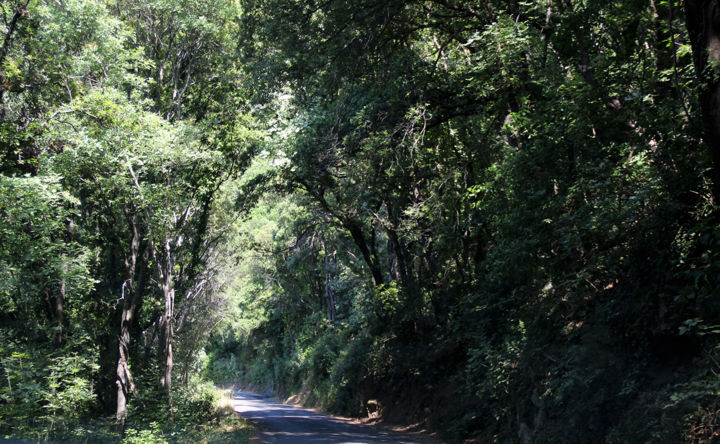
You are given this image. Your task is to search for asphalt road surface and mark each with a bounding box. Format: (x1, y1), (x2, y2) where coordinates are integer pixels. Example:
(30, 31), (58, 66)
(232, 392), (428, 444)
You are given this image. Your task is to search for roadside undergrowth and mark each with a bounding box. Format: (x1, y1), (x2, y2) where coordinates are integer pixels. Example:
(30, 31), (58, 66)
(1, 386), (254, 444)
(124, 387), (254, 444)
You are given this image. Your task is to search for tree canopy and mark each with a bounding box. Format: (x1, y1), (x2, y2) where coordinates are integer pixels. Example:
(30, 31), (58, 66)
(2, 0), (720, 442)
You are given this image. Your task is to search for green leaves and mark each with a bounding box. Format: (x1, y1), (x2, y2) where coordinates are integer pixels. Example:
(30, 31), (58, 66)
(0, 175), (92, 323)
(0, 0), (717, 441)
(205, 0), (720, 441)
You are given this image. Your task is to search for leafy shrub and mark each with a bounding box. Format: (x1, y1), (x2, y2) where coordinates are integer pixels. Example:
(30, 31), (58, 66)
(0, 337), (100, 439)
(327, 335), (373, 415)
(125, 421), (166, 444)
(206, 352), (244, 386)
(175, 379), (220, 422)
(307, 332), (342, 387)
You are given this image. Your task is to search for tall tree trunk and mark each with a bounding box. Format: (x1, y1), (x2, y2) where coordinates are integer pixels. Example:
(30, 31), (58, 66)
(183, 190), (214, 293)
(116, 217), (148, 430)
(685, 0), (720, 198)
(54, 263), (65, 346)
(54, 219), (74, 346)
(385, 203), (412, 293)
(0, 0), (29, 122)
(157, 237), (174, 410)
(324, 244), (336, 323)
(387, 235), (398, 282)
(344, 219), (384, 286)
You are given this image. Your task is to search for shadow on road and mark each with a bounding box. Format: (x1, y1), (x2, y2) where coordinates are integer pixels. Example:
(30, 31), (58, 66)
(232, 392), (426, 444)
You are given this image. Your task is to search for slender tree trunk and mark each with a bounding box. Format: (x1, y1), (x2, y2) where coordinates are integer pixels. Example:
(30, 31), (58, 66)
(54, 219), (74, 346)
(157, 237), (174, 410)
(0, 1), (29, 67)
(54, 262), (65, 346)
(344, 219), (384, 286)
(324, 245), (336, 323)
(0, 0), (30, 123)
(116, 217), (147, 430)
(385, 203), (412, 292)
(684, 0), (720, 199)
(387, 236), (398, 282)
(387, 229), (410, 290)
(185, 194), (213, 280)
(116, 309), (135, 429)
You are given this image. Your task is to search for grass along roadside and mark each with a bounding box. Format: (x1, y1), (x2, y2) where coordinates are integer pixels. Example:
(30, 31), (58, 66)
(124, 388), (255, 444)
(1, 387), (255, 444)
(193, 388), (255, 444)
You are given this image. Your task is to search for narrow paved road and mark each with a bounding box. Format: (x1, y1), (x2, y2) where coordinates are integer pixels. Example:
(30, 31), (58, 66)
(232, 392), (428, 443)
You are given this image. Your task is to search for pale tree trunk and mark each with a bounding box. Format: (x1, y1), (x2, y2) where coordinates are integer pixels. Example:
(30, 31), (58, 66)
(116, 217), (148, 430)
(54, 261), (65, 346)
(157, 237), (175, 411)
(685, 0), (720, 199)
(116, 309), (135, 428)
(54, 219), (73, 346)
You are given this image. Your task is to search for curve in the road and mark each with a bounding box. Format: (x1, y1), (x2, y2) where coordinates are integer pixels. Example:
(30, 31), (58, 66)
(232, 392), (428, 444)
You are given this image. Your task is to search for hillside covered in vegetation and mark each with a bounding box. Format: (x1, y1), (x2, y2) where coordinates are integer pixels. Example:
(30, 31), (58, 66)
(2, 0), (720, 442)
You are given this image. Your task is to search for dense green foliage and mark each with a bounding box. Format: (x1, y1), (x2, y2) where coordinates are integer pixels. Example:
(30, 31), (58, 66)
(0, 0), (256, 440)
(209, 0), (720, 442)
(2, 0), (720, 442)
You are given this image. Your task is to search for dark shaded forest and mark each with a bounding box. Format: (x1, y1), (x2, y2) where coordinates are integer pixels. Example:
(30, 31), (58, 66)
(2, 0), (720, 442)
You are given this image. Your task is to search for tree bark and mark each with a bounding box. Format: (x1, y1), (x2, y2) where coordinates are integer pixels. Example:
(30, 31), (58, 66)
(0, 0), (30, 123)
(54, 264), (64, 346)
(54, 219), (74, 346)
(116, 217), (148, 430)
(324, 245), (336, 323)
(0, 1), (29, 70)
(345, 219), (384, 286)
(157, 237), (175, 410)
(685, 0), (720, 198)
(385, 203), (412, 292)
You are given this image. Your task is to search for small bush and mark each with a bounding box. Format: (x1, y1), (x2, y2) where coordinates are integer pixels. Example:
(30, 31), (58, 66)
(125, 422), (166, 444)
(175, 379), (219, 422)
(206, 351), (244, 385)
